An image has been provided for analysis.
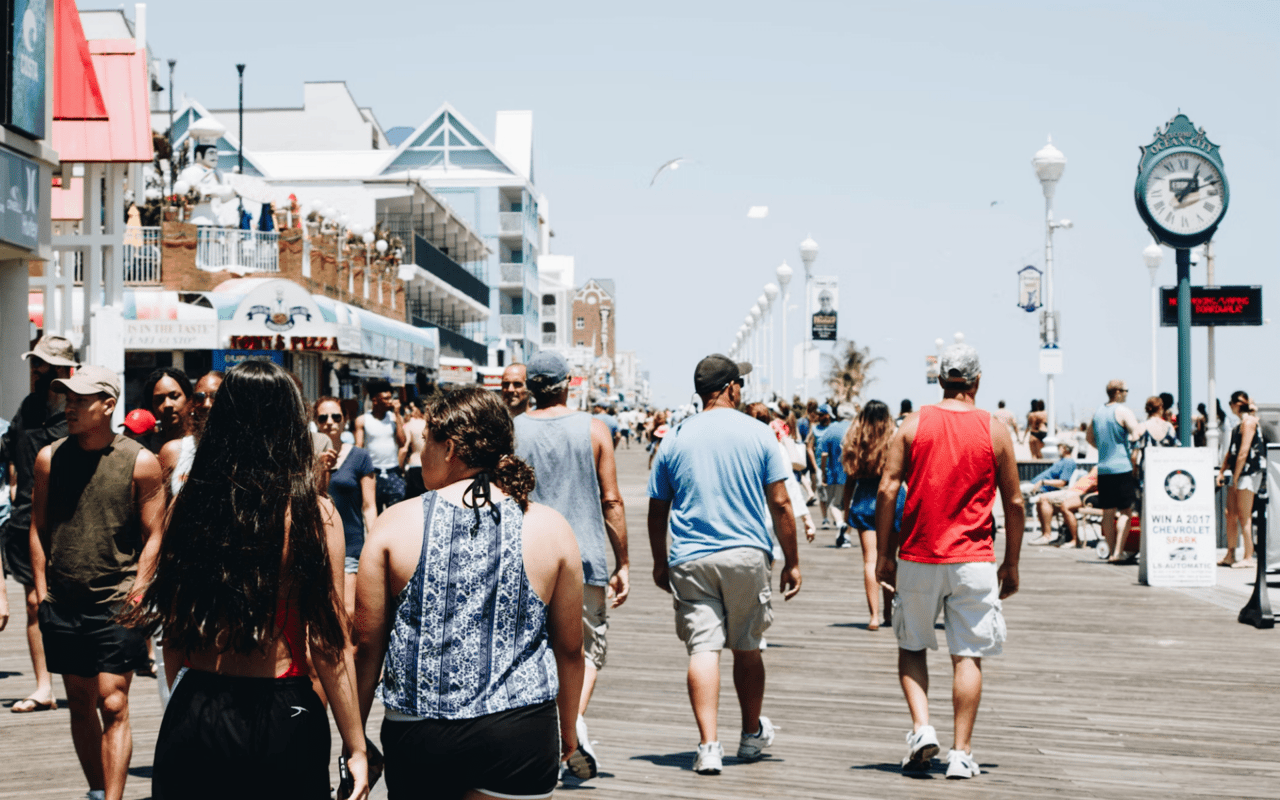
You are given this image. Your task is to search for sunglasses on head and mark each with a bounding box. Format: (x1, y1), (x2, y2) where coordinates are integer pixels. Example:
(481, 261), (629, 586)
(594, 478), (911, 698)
(193, 391), (216, 403)
(317, 413), (343, 423)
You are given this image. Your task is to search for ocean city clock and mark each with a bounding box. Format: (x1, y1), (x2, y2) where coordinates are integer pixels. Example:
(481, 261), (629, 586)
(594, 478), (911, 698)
(1135, 114), (1229, 250)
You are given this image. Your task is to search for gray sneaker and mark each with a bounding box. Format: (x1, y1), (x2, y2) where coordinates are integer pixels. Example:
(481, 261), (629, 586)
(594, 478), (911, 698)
(566, 716), (598, 779)
(945, 748), (980, 779)
(901, 724), (939, 772)
(693, 741), (723, 775)
(737, 715), (775, 761)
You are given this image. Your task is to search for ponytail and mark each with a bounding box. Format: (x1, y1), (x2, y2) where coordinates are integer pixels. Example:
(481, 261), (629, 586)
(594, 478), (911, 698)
(493, 453), (536, 511)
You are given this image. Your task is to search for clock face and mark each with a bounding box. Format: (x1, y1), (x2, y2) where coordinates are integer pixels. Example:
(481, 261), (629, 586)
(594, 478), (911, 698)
(1142, 151), (1225, 236)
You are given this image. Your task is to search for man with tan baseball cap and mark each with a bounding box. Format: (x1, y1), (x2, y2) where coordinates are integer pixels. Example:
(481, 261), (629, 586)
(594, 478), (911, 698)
(4, 335), (78, 714)
(30, 363), (164, 800)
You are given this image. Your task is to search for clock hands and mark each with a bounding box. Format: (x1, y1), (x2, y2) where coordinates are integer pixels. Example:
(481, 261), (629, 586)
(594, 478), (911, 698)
(1175, 165), (1201, 203)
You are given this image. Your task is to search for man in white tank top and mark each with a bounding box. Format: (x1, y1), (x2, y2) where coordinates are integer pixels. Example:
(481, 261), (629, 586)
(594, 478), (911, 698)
(356, 378), (406, 513)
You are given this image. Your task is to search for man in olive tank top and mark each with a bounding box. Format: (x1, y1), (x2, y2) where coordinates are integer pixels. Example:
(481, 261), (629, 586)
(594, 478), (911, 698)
(515, 350), (629, 782)
(29, 366), (165, 800)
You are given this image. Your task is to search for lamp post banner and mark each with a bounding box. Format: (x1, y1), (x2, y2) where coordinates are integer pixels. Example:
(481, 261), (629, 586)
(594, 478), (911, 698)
(1139, 446), (1217, 587)
(810, 276), (838, 341)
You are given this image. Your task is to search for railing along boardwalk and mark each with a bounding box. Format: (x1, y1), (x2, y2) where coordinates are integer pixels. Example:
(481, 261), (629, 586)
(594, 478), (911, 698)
(1, 446), (1277, 799)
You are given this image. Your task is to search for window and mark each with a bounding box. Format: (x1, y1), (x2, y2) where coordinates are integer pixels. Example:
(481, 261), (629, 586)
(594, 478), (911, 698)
(577, 341), (585, 347)
(542, 294), (555, 306)
(542, 322), (556, 333)
(575, 317), (585, 329)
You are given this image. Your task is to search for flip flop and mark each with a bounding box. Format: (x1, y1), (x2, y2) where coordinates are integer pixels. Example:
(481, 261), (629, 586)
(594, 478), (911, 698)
(1231, 559), (1256, 570)
(1217, 559), (1236, 567)
(10, 696), (57, 713)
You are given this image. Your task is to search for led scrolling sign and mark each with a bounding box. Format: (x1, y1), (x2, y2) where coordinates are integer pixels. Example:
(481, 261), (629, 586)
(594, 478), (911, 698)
(1159, 285), (1262, 327)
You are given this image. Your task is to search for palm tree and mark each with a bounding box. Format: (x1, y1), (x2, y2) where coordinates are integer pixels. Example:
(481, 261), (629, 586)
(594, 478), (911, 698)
(825, 338), (881, 404)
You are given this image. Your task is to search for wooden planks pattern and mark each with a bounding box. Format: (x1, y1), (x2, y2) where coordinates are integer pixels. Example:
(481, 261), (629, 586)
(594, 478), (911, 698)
(2, 445), (1278, 799)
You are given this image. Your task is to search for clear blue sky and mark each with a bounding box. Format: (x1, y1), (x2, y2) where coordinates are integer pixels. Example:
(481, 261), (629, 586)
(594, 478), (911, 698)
(135, 0), (1278, 421)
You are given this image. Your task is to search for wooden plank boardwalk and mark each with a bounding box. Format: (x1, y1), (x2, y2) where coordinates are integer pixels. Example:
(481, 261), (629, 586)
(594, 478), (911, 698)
(3, 445), (1278, 799)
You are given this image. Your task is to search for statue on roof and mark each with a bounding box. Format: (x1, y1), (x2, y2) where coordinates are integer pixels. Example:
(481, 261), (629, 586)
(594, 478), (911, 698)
(175, 118), (238, 226)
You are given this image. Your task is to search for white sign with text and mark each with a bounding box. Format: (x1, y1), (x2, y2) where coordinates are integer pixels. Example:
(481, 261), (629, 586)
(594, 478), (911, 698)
(1140, 446), (1217, 587)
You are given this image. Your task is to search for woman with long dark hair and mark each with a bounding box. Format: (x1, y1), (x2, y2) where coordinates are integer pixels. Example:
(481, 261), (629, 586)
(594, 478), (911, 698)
(1218, 390), (1262, 568)
(840, 400), (904, 630)
(122, 360), (369, 800)
(354, 388), (584, 799)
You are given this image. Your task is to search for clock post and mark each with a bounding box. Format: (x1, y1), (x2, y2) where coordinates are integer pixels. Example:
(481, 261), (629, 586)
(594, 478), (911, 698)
(1134, 113), (1229, 446)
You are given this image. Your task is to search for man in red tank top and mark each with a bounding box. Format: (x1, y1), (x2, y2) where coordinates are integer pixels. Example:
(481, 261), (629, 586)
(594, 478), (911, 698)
(874, 344), (1025, 780)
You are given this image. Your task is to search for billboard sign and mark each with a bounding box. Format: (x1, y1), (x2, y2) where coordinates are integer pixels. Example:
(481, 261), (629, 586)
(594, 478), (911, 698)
(810, 276), (838, 341)
(1139, 447), (1217, 587)
(0, 145), (39, 249)
(7, 0), (47, 139)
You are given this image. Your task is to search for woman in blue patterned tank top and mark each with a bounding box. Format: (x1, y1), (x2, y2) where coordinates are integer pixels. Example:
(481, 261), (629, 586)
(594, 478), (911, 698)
(354, 388), (585, 800)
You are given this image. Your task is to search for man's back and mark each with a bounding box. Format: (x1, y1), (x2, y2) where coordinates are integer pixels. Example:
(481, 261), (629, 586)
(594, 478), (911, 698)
(514, 412), (608, 585)
(900, 405), (997, 564)
(648, 409), (788, 566)
(817, 420), (851, 484)
(1092, 404), (1132, 475)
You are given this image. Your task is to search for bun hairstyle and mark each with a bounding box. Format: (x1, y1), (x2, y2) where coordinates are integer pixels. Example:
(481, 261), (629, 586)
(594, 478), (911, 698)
(427, 387), (536, 510)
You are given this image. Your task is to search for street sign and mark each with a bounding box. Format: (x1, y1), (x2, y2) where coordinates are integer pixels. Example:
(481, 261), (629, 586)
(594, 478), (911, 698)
(1038, 348), (1062, 375)
(1159, 285), (1262, 327)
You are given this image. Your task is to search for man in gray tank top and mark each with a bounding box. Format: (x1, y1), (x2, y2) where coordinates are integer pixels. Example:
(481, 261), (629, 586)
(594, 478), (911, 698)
(30, 366), (165, 800)
(514, 350), (629, 782)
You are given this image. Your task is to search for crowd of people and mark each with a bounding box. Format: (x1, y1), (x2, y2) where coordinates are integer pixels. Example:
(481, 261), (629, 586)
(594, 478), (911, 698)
(0, 333), (1268, 798)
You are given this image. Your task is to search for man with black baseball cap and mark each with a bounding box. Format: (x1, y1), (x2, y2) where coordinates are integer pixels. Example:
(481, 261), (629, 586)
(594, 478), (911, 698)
(515, 350), (629, 781)
(3, 335), (77, 714)
(874, 343), (1024, 779)
(30, 365), (165, 800)
(648, 354), (801, 775)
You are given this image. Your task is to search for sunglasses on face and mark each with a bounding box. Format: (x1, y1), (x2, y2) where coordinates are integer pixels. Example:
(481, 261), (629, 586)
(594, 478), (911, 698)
(317, 413), (343, 423)
(193, 391), (217, 403)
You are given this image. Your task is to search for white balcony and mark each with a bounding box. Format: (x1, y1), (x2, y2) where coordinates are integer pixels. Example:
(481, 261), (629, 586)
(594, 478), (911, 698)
(499, 262), (526, 288)
(499, 314), (525, 337)
(197, 229), (279, 273)
(542, 332), (557, 346)
(70, 227), (164, 284)
(499, 212), (524, 236)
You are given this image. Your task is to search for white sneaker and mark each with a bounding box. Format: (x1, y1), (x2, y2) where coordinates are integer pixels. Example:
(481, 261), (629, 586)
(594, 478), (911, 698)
(945, 748), (980, 779)
(566, 716), (598, 779)
(737, 715), (775, 761)
(693, 741), (723, 775)
(901, 724), (939, 772)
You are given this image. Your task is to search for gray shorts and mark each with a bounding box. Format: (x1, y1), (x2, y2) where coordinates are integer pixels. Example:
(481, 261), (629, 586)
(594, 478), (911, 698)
(819, 482), (843, 506)
(344, 556), (360, 575)
(891, 560), (1005, 658)
(583, 584), (608, 670)
(670, 547), (773, 655)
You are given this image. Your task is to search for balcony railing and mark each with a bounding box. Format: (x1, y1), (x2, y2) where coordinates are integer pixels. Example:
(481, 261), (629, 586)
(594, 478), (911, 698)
(499, 212), (524, 236)
(542, 332), (557, 346)
(197, 228), (279, 273)
(69, 227), (164, 284)
(500, 262), (536, 288)
(499, 314), (525, 337)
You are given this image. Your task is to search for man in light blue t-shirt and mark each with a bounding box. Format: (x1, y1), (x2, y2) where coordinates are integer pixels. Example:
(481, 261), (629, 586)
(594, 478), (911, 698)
(648, 354), (801, 777)
(816, 403), (854, 546)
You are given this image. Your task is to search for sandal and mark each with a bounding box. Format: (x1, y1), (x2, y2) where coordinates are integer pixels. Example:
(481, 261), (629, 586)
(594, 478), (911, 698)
(10, 696), (57, 713)
(1217, 558), (1236, 567)
(1231, 559), (1256, 570)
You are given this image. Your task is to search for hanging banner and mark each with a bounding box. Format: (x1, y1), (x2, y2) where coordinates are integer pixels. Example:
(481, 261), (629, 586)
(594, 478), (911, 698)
(810, 276), (838, 341)
(1017, 265), (1042, 312)
(1139, 447), (1216, 587)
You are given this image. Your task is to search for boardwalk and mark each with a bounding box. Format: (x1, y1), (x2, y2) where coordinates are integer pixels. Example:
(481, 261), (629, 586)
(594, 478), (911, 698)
(2, 445), (1278, 799)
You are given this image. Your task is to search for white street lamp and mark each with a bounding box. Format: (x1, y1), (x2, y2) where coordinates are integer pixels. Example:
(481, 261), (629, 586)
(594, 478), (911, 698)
(1033, 136), (1069, 439)
(750, 305), (763, 399)
(757, 293), (770, 396)
(1143, 241), (1163, 397)
(764, 282), (779, 400)
(799, 237), (818, 399)
(775, 262), (792, 400)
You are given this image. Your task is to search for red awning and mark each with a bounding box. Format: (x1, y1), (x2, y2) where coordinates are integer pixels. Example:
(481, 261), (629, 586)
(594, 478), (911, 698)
(52, 0), (107, 121)
(51, 38), (154, 163)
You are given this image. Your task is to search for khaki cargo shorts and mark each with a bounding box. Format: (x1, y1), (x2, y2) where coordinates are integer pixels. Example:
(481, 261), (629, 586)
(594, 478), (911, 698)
(670, 546), (773, 654)
(583, 584), (608, 670)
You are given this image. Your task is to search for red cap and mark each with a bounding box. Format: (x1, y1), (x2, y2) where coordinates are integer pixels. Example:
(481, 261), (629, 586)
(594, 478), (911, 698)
(123, 408), (156, 434)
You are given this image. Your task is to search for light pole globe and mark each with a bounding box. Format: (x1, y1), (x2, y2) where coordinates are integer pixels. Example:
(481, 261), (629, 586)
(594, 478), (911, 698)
(1032, 136), (1067, 199)
(799, 237), (819, 276)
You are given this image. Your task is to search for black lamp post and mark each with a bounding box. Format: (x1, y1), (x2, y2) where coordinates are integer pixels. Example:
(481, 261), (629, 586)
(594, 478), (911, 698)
(236, 63), (245, 221)
(167, 59), (176, 197)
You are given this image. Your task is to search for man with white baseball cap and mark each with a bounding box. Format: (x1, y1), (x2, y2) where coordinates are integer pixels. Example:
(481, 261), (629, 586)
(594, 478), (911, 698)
(29, 364), (165, 800)
(875, 343), (1024, 779)
(3, 335), (77, 714)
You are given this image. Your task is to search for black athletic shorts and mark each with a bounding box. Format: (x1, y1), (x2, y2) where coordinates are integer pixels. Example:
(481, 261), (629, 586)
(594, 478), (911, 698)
(1, 521), (35, 587)
(38, 601), (148, 677)
(381, 699), (559, 799)
(404, 466), (425, 500)
(153, 670), (331, 800)
(1096, 471), (1137, 511)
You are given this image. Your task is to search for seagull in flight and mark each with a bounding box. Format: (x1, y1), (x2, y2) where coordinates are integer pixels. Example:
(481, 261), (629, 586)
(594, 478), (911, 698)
(650, 157), (692, 186)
